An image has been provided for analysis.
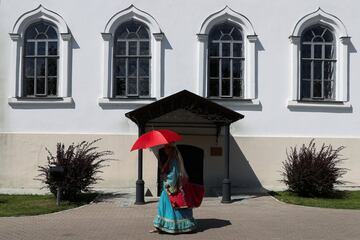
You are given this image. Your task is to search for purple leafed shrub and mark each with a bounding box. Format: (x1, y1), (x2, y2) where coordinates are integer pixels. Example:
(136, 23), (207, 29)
(37, 139), (114, 200)
(282, 139), (347, 197)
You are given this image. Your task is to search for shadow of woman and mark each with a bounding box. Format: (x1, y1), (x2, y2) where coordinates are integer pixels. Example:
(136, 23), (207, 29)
(195, 218), (232, 232)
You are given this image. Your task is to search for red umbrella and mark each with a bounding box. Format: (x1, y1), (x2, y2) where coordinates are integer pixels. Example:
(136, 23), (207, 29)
(130, 129), (182, 151)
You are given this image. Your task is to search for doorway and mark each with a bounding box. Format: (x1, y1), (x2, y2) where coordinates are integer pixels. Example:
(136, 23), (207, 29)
(157, 144), (204, 196)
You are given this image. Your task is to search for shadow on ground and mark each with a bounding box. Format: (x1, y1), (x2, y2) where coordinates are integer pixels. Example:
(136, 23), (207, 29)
(196, 218), (231, 232)
(92, 193), (131, 202)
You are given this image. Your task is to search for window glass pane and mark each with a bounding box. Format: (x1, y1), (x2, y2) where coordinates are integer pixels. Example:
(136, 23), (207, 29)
(301, 80), (311, 99)
(209, 25), (221, 40)
(126, 21), (139, 33)
(26, 42), (35, 55)
(24, 58), (34, 77)
(46, 26), (57, 39)
(139, 78), (150, 96)
(313, 81), (322, 98)
(312, 25), (324, 36)
(139, 58), (149, 77)
(35, 22), (47, 33)
(209, 42), (219, 56)
(221, 78), (230, 96)
(231, 28), (242, 40)
(48, 42), (58, 55)
(209, 78), (219, 97)
(138, 27), (149, 39)
(301, 30), (313, 42)
(325, 45), (334, 59)
(324, 81), (334, 99)
(128, 58), (137, 77)
(118, 30), (128, 39)
(36, 77), (45, 95)
(127, 78), (137, 95)
(314, 45), (322, 58)
(323, 29), (334, 42)
(222, 43), (230, 57)
(220, 24), (232, 34)
(209, 59), (219, 77)
(301, 60), (311, 79)
(115, 41), (126, 56)
(233, 43), (242, 57)
(114, 58), (126, 77)
(314, 61), (322, 80)
(221, 59), (230, 78)
(25, 27), (37, 39)
(128, 42), (138, 55)
(36, 58), (46, 76)
(37, 42), (46, 55)
(128, 33), (138, 39)
(47, 77), (57, 96)
(48, 58), (57, 77)
(301, 44), (311, 58)
(36, 34), (47, 40)
(139, 42), (150, 55)
(115, 78), (126, 96)
(233, 78), (241, 97)
(324, 61), (334, 80)
(24, 78), (34, 96)
(313, 37), (324, 43)
(221, 35), (232, 41)
(233, 59), (242, 78)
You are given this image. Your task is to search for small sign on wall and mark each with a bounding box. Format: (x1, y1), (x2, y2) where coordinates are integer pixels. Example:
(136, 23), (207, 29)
(210, 146), (222, 156)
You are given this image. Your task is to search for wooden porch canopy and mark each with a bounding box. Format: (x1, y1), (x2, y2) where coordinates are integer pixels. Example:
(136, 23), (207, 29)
(125, 90), (244, 204)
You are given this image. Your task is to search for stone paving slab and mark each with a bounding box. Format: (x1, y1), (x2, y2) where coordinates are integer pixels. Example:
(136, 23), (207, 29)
(0, 195), (360, 240)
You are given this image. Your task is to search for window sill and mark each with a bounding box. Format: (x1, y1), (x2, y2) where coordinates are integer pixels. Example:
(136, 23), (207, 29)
(8, 97), (75, 109)
(287, 100), (352, 109)
(8, 97), (74, 107)
(211, 98), (261, 108)
(98, 97), (157, 108)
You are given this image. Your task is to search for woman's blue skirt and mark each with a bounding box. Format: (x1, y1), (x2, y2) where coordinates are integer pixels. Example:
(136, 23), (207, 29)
(153, 190), (196, 233)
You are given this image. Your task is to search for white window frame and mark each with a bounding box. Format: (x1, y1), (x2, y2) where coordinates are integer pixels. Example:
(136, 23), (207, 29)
(197, 6), (258, 101)
(99, 5), (164, 107)
(289, 8), (351, 108)
(8, 5), (72, 106)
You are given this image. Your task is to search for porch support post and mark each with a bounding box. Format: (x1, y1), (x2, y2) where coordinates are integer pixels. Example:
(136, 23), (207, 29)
(222, 124), (231, 203)
(135, 124), (145, 205)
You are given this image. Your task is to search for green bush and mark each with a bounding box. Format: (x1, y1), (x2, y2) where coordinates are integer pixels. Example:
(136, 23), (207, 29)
(282, 139), (347, 197)
(37, 139), (113, 200)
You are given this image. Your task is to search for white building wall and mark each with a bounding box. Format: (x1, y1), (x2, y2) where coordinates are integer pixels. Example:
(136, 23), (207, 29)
(0, 0), (360, 193)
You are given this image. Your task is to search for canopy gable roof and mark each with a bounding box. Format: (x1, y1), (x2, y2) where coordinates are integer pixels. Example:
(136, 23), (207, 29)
(125, 90), (244, 127)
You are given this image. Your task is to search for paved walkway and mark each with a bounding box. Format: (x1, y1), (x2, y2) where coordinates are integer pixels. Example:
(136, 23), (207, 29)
(0, 193), (360, 240)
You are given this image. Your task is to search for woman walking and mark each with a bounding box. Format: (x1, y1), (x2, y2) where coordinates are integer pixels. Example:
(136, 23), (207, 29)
(151, 144), (197, 234)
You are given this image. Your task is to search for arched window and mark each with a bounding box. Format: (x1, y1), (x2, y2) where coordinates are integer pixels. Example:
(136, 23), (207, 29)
(23, 21), (58, 97)
(113, 20), (151, 97)
(289, 8), (351, 107)
(300, 25), (335, 100)
(208, 22), (244, 98)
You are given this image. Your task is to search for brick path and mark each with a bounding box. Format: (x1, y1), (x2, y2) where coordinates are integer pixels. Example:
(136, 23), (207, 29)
(0, 194), (359, 240)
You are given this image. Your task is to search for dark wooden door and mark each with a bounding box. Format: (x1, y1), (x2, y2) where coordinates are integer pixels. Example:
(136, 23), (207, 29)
(157, 145), (204, 196)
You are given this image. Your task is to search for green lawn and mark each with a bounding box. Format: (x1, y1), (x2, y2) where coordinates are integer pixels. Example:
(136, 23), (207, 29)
(0, 193), (98, 217)
(270, 191), (360, 210)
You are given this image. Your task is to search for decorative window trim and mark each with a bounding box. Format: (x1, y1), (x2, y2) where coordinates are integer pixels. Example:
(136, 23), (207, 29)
(289, 8), (351, 104)
(197, 6), (258, 100)
(100, 5), (163, 106)
(8, 5), (72, 105)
